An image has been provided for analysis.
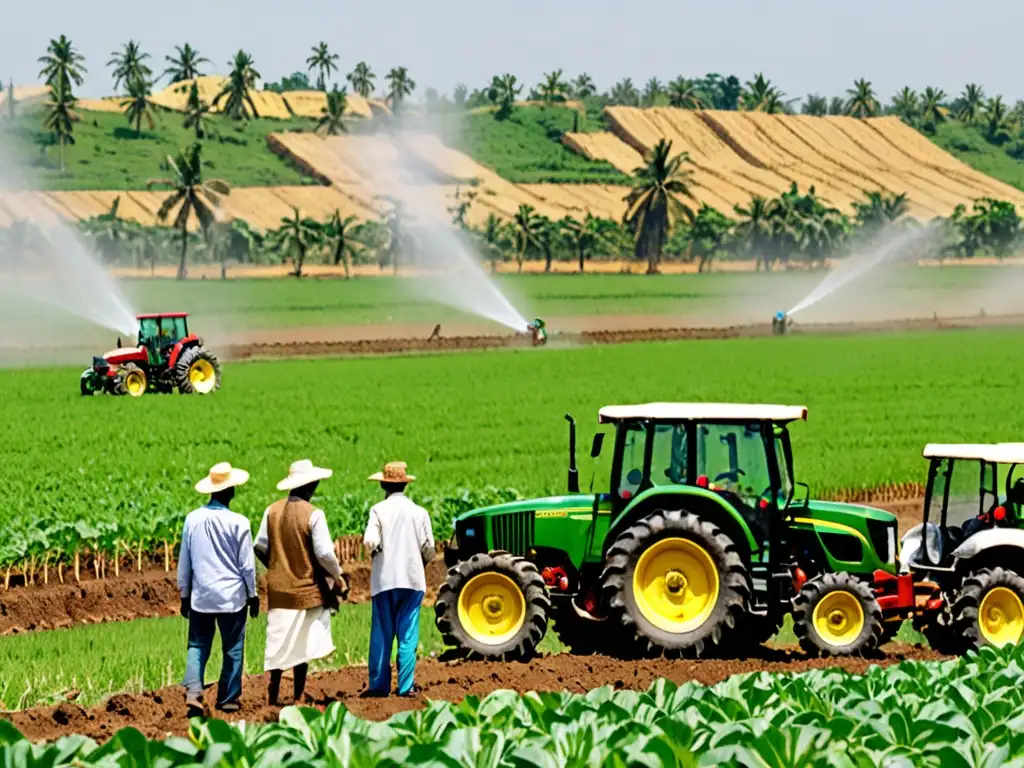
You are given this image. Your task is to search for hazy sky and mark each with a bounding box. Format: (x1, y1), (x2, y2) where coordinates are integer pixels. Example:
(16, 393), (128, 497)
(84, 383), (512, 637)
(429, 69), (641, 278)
(2, 0), (1020, 103)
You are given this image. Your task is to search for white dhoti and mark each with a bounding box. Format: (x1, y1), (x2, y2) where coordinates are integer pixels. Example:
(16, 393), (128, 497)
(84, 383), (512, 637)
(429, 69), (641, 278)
(264, 607), (335, 671)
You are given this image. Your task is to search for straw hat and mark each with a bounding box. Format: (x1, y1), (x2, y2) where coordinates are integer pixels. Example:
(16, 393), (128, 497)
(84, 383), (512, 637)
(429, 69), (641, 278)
(277, 459), (333, 491)
(195, 462), (250, 494)
(368, 461), (416, 484)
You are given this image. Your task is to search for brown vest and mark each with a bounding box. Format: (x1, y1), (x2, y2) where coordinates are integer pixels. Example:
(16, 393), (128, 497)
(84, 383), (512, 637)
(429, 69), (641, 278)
(265, 497), (330, 611)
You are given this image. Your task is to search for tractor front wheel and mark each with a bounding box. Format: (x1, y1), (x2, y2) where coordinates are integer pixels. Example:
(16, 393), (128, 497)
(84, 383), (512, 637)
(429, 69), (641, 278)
(175, 347), (221, 395)
(793, 573), (883, 657)
(113, 364), (148, 398)
(435, 551), (550, 660)
(601, 509), (749, 657)
(953, 568), (1024, 650)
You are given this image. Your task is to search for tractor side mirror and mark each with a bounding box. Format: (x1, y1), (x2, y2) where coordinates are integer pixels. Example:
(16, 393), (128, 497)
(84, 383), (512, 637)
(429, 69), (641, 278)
(116, 337), (121, 348)
(590, 433), (605, 458)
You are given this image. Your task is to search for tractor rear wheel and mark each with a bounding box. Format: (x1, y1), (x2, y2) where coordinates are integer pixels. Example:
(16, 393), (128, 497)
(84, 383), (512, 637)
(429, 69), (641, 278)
(175, 347), (221, 395)
(435, 551), (550, 660)
(793, 573), (883, 656)
(952, 568), (1024, 650)
(113, 364), (148, 398)
(600, 509), (749, 657)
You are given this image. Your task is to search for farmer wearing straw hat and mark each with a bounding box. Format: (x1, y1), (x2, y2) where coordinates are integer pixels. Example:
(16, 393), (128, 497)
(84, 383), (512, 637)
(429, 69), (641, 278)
(178, 462), (258, 715)
(362, 461), (435, 697)
(254, 459), (348, 706)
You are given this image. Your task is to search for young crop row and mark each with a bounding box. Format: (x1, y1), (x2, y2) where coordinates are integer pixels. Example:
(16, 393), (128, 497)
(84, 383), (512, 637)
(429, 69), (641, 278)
(3, 330), (1024, 585)
(4, 647), (1024, 765)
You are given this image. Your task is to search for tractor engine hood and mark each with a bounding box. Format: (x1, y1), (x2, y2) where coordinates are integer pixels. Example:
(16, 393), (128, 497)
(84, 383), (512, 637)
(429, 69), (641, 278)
(101, 347), (147, 366)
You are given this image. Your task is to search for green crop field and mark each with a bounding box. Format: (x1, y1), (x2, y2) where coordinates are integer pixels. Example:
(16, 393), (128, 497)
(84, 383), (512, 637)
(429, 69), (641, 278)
(3, 328), (1024, 578)
(0, 110), (317, 190)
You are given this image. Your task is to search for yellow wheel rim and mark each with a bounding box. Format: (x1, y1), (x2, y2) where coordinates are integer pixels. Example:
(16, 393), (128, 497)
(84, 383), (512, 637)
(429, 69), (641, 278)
(632, 537), (720, 633)
(188, 358), (217, 394)
(979, 587), (1024, 647)
(812, 590), (865, 647)
(125, 370), (146, 398)
(457, 571), (526, 646)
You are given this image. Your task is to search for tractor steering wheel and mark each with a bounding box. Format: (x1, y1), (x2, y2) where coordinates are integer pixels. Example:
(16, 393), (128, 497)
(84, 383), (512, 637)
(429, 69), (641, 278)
(713, 468), (746, 484)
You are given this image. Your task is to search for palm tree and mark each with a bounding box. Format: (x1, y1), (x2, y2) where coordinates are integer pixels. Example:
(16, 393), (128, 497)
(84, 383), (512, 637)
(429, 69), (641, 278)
(42, 79), (77, 171)
(742, 73), (776, 110)
(147, 143), (230, 279)
(920, 87), (948, 133)
(560, 214), (602, 272)
(182, 81), (216, 139)
(827, 96), (846, 116)
(802, 94), (828, 116)
(324, 210), (362, 279)
(845, 79), (879, 118)
(487, 74), (522, 120)
(478, 213), (509, 272)
(274, 207), (321, 277)
(347, 61), (375, 98)
(733, 196), (776, 270)
(121, 75), (156, 137)
(385, 66), (415, 114)
(572, 73), (596, 99)
(609, 78), (639, 107)
(316, 86), (348, 136)
(38, 35), (86, 89)
(532, 216), (557, 272)
(624, 139), (696, 274)
(513, 204), (541, 273)
(956, 83), (985, 123)
(890, 87), (919, 124)
(453, 83), (469, 107)
(667, 77), (704, 109)
(984, 95), (1011, 142)
(689, 205), (734, 273)
(306, 42), (339, 91)
(213, 50), (260, 120)
(852, 191), (909, 232)
(163, 43), (209, 84)
(642, 77), (664, 107)
(538, 70), (568, 104)
(108, 40), (152, 93)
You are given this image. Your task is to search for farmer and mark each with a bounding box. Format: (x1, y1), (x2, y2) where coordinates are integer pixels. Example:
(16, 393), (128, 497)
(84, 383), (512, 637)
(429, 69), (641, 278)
(178, 462), (259, 715)
(362, 461), (436, 698)
(254, 459), (348, 706)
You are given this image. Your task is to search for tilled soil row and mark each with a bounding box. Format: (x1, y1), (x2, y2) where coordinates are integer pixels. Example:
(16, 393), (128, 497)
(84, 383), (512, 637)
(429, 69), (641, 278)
(225, 313), (1024, 361)
(4, 645), (947, 743)
(0, 561), (450, 636)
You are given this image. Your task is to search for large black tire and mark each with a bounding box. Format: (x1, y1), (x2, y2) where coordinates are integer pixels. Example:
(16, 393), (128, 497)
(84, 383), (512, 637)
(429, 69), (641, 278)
(917, 601), (966, 655)
(952, 567), (1024, 650)
(793, 573), (884, 657)
(435, 551), (550, 660)
(175, 347), (222, 395)
(600, 509), (750, 657)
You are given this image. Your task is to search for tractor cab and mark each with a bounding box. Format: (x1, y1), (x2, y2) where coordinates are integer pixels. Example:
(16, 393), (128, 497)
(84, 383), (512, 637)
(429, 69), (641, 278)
(137, 313), (190, 366)
(901, 443), (1024, 572)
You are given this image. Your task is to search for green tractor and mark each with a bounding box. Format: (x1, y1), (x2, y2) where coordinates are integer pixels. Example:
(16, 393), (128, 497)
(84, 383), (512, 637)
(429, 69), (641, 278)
(80, 312), (221, 397)
(880, 443), (1024, 652)
(436, 403), (899, 660)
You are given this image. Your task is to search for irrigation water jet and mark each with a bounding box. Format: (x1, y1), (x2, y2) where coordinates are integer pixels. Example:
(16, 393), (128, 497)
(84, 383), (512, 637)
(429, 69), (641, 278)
(787, 224), (936, 319)
(342, 130), (530, 333)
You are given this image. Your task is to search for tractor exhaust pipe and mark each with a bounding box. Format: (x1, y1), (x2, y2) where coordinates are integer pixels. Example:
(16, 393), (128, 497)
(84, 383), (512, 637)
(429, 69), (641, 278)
(565, 413), (579, 493)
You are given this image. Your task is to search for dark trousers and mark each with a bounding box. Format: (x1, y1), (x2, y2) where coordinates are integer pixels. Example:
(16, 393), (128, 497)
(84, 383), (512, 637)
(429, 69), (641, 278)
(368, 588), (423, 695)
(183, 608), (247, 706)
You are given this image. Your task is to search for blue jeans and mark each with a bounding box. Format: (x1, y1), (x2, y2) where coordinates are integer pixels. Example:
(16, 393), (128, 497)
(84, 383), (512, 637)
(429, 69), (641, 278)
(369, 589), (423, 695)
(183, 608), (247, 706)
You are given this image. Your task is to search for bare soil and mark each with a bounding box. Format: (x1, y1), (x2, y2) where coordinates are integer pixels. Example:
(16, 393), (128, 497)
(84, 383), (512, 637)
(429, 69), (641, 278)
(4, 644), (945, 743)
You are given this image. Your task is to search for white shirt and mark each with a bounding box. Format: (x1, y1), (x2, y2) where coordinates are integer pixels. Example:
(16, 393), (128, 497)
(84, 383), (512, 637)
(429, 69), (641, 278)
(177, 502), (257, 614)
(363, 493), (435, 596)
(253, 504), (343, 583)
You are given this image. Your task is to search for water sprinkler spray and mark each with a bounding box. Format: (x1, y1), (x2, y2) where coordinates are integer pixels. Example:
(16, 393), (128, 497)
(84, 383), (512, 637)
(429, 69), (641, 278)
(771, 311), (792, 336)
(527, 318), (548, 346)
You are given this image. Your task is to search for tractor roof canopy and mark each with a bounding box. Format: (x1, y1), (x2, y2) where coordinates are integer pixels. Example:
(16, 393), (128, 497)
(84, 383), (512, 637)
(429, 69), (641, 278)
(923, 442), (1024, 464)
(137, 313), (188, 320)
(598, 403), (808, 424)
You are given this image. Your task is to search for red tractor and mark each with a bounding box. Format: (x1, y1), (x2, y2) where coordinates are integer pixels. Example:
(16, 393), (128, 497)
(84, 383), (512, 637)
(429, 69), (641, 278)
(80, 313), (221, 398)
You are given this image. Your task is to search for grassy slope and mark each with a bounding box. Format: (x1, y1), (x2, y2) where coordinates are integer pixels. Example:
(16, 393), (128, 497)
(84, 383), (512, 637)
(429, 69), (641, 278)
(929, 121), (1024, 192)
(0, 109), (317, 190)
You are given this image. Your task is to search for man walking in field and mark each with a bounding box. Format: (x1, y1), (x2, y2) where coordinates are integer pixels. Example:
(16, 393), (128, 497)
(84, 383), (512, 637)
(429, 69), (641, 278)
(254, 459), (348, 706)
(362, 461), (435, 698)
(178, 462), (259, 715)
